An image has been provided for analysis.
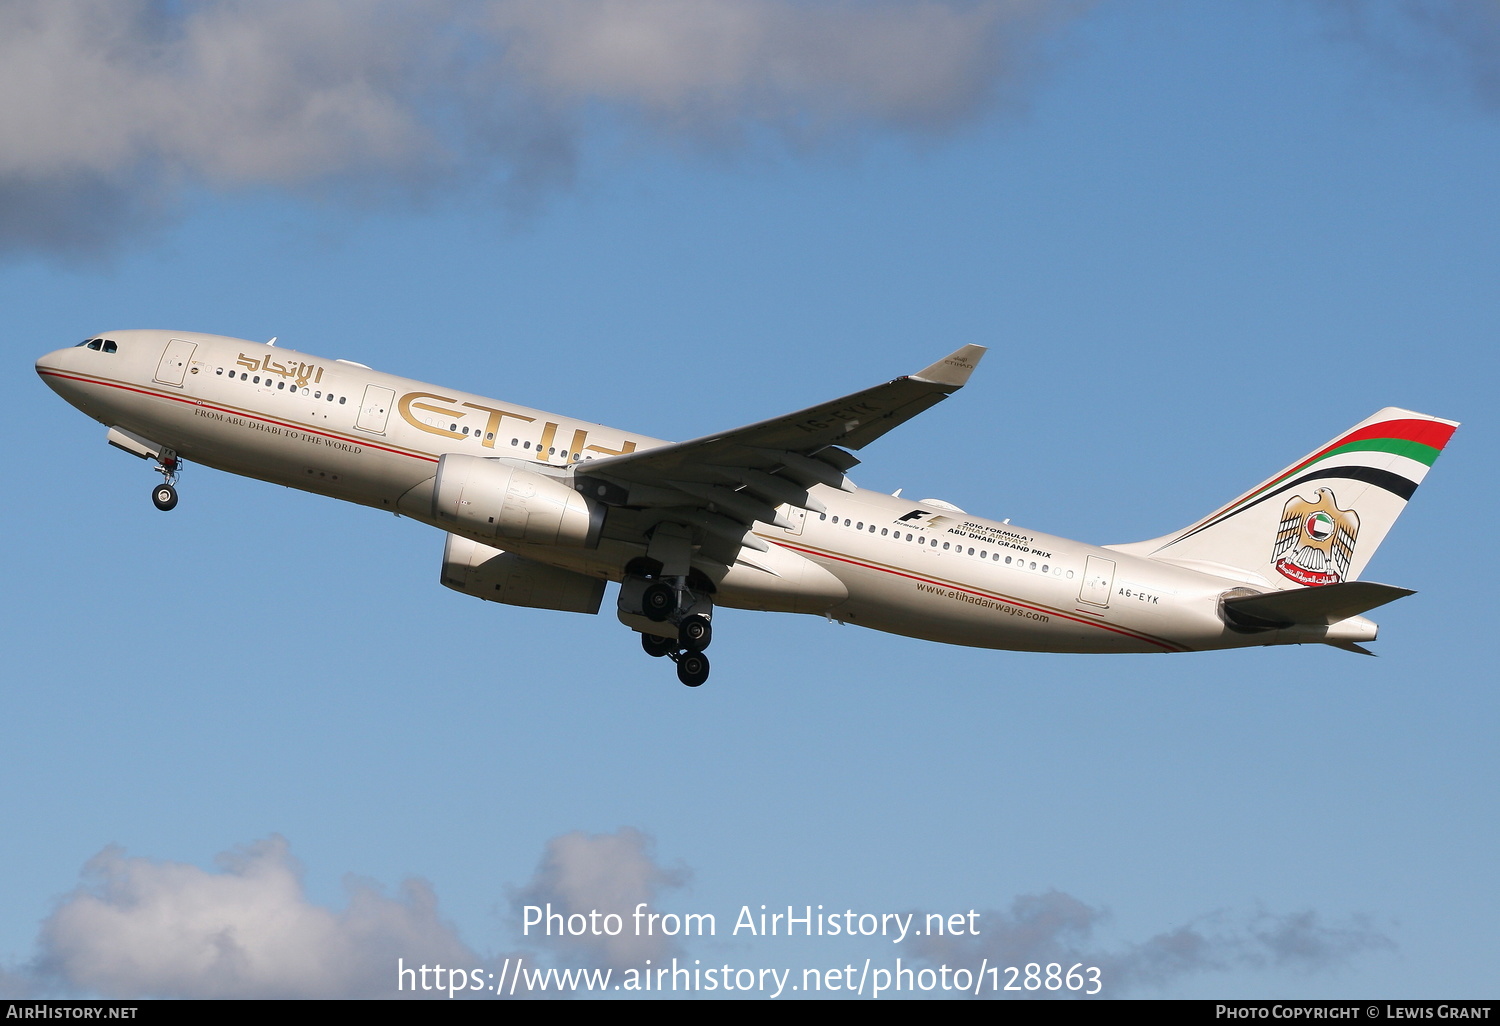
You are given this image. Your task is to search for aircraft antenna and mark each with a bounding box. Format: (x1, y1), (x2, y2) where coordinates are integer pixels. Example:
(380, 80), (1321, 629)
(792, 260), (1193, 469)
(267, 337), (277, 347)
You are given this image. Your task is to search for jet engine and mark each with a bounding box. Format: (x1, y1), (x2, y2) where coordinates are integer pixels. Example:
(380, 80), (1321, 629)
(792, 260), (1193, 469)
(432, 453), (603, 547)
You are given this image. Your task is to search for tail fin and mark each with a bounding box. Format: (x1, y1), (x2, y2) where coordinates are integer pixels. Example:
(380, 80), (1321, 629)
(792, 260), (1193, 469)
(1109, 408), (1458, 587)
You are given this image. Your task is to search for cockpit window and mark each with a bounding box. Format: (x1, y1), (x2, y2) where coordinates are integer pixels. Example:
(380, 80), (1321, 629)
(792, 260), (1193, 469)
(75, 338), (117, 352)
(85, 339), (102, 351)
(102, 340), (117, 353)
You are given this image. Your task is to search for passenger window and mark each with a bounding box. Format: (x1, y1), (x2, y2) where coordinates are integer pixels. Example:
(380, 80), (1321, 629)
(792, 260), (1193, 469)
(339, 397), (346, 404)
(880, 528), (888, 536)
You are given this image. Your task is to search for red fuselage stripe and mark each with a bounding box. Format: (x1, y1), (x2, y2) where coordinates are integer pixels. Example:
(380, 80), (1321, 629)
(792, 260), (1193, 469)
(40, 370), (440, 464)
(773, 540), (1188, 652)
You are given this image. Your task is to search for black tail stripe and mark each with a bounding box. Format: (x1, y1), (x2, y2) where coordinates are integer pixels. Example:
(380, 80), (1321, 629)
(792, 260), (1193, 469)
(1171, 467), (1418, 547)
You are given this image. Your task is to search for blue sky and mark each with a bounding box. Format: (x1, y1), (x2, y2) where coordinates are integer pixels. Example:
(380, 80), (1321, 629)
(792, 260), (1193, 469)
(2, 0), (1496, 1000)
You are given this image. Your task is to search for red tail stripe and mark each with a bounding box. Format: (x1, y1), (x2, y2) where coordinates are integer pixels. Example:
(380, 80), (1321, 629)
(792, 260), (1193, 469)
(1298, 418), (1456, 470)
(1328, 418), (1455, 453)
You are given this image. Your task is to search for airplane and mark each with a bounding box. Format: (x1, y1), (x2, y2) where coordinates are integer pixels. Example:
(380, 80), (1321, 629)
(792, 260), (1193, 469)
(36, 330), (1457, 687)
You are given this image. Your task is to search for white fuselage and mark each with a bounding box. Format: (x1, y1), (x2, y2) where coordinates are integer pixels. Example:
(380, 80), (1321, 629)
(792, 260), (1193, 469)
(37, 330), (1344, 656)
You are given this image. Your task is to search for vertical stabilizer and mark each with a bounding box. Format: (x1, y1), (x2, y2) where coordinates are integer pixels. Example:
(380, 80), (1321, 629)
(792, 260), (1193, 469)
(1109, 408), (1458, 587)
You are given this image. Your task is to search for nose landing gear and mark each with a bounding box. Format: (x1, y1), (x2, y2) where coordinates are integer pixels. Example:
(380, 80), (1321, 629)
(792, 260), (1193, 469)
(150, 450), (181, 511)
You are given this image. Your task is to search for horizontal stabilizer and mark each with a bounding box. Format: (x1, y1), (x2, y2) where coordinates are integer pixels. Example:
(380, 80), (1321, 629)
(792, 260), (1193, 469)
(1223, 581), (1414, 629)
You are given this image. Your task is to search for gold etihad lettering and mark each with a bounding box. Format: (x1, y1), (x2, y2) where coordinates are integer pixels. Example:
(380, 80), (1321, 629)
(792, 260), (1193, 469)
(396, 390), (639, 458)
(236, 352), (324, 387)
(584, 437), (637, 458)
(399, 391), (468, 440)
(462, 401), (535, 449)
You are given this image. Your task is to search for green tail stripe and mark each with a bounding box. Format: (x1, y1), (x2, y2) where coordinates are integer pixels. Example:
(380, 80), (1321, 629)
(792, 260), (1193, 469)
(1320, 437), (1439, 467)
(1239, 437), (1437, 510)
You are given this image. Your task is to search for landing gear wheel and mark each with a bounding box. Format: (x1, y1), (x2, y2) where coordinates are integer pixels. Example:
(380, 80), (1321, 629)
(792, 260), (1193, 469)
(641, 582), (676, 622)
(676, 652), (710, 688)
(679, 614), (712, 652)
(152, 483), (178, 511)
(641, 632), (676, 658)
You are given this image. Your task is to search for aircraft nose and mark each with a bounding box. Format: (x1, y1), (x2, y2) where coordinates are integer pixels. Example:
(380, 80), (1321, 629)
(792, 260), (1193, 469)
(36, 346), (83, 403)
(36, 347), (66, 380)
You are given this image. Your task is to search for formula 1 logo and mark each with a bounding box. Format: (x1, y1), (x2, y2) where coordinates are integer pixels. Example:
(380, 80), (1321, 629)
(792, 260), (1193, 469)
(1271, 487), (1359, 586)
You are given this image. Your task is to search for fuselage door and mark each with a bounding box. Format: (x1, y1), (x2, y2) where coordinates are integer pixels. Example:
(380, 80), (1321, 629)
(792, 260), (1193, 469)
(778, 505), (806, 536)
(1079, 555), (1116, 607)
(355, 385), (395, 434)
(153, 339), (197, 387)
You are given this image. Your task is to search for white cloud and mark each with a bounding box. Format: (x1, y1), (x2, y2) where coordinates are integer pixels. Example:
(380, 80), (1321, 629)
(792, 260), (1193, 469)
(1316, 0), (1500, 112)
(508, 826), (691, 968)
(2, 833), (1394, 999)
(0, 0), (1091, 258)
(32, 836), (480, 998)
(908, 890), (1395, 997)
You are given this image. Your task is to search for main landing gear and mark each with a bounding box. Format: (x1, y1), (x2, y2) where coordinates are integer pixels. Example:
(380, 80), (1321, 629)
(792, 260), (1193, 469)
(150, 450), (181, 511)
(620, 568), (716, 687)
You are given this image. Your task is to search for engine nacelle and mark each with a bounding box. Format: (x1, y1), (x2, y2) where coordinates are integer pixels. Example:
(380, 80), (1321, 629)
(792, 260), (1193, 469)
(441, 534), (605, 614)
(432, 454), (603, 547)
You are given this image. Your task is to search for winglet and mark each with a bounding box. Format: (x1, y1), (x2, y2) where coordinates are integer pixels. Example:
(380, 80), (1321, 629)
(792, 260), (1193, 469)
(912, 344), (986, 388)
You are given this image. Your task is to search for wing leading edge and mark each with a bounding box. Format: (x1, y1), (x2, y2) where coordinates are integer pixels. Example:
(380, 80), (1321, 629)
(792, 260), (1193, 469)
(581, 344), (986, 559)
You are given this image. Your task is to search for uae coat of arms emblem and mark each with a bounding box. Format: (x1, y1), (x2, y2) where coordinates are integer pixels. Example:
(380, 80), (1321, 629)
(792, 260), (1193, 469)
(1271, 487), (1359, 586)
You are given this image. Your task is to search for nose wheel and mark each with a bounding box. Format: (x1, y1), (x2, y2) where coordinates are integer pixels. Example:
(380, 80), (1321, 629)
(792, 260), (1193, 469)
(150, 449), (182, 511)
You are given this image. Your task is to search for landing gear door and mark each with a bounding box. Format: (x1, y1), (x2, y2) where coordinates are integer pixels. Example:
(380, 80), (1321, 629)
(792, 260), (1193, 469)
(356, 385), (395, 434)
(1079, 555), (1116, 608)
(154, 339), (197, 386)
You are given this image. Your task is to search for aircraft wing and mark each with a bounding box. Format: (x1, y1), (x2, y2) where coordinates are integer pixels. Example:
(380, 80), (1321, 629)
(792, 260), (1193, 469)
(581, 345), (985, 557)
